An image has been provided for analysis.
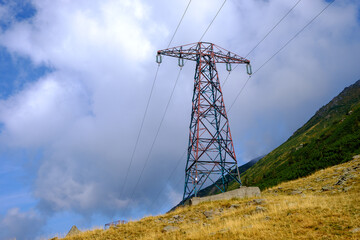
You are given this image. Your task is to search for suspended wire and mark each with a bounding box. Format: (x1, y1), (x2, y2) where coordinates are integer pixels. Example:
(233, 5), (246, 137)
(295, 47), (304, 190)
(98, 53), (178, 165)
(245, 0), (302, 58)
(228, 0), (335, 112)
(149, 149), (187, 210)
(145, 0), (230, 211)
(129, 67), (183, 200)
(228, 75), (251, 112)
(120, 0), (192, 197)
(153, 0), (336, 211)
(120, 64), (160, 196)
(253, 0), (335, 76)
(151, 170), (185, 213)
(199, 0), (227, 42)
(121, 0), (228, 210)
(222, 0), (302, 87)
(167, 0), (192, 48)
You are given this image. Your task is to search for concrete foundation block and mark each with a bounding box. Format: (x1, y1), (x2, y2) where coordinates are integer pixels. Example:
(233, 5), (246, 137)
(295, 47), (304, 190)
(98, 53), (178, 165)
(190, 186), (261, 205)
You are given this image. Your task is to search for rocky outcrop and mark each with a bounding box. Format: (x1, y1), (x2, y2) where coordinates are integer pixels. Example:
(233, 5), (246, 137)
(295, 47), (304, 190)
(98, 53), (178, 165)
(66, 225), (81, 237)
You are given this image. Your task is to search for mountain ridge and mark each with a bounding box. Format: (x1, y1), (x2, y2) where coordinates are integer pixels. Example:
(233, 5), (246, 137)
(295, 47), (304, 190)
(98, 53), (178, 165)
(239, 79), (360, 190)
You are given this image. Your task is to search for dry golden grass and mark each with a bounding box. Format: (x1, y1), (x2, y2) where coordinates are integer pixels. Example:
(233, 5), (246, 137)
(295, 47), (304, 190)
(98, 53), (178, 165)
(58, 156), (360, 240)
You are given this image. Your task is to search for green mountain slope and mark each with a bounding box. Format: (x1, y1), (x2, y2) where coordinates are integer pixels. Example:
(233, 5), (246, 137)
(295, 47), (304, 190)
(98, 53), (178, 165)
(239, 79), (360, 190)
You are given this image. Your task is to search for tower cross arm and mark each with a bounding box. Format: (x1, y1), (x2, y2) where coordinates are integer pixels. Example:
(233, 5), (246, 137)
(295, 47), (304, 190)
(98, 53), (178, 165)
(157, 42), (250, 64)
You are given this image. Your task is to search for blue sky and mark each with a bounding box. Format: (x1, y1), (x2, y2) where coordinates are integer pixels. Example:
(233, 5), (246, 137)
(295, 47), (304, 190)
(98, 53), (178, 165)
(0, 0), (360, 239)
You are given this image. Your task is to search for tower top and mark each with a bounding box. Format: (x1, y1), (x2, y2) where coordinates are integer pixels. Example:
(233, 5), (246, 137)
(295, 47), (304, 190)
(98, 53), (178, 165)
(157, 42), (250, 64)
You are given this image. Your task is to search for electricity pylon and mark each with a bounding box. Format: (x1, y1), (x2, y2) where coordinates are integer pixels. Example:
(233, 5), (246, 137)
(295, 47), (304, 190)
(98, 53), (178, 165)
(157, 42), (251, 201)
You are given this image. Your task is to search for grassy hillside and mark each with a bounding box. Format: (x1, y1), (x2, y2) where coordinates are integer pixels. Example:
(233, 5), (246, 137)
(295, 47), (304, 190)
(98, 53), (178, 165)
(55, 155), (360, 240)
(238, 79), (360, 190)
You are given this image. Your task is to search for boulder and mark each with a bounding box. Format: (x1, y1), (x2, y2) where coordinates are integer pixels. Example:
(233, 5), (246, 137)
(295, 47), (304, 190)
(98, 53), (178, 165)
(255, 206), (267, 213)
(203, 210), (214, 219)
(162, 225), (179, 232)
(66, 225), (81, 237)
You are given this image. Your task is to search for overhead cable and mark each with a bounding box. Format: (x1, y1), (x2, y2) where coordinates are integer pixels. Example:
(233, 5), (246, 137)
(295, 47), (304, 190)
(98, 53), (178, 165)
(228, 0), (336, 112)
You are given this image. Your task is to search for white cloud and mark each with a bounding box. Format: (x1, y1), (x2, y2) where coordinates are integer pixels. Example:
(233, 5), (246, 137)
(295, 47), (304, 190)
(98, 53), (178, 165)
(0, 208), (45, 240)
(0, 73), (89, 148)
(0, 0), (359, 238)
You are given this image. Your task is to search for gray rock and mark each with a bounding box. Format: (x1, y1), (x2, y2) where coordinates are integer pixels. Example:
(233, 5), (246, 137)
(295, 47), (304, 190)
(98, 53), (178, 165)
(255, 206), (266, 213)
(229, 204), (240, 209)
(253, 199), (266, 205)
(350, 228), (360, 233)
(242, 225), (253, 229)
(335, 175), (347, 185)
(315, 177), (323, 182)
(192, 219), (200, 224)
(172, 215), (183, 222)
(347, 174), (355, 179)
(162, 225), (179, 232)
(343, 186), (353, 192)
(203, 210), (214, 218)
(66, 225), (81, 237)
(321, 186), (334, 191)
(290, 190), (302, 195)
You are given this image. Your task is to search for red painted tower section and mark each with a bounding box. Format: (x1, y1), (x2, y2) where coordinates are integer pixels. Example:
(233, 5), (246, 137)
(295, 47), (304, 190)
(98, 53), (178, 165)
(157, 42), (251, 201)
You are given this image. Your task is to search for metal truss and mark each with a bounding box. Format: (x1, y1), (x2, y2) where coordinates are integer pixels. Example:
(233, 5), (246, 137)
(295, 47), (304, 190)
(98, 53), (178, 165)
(157, 42), (251, 201)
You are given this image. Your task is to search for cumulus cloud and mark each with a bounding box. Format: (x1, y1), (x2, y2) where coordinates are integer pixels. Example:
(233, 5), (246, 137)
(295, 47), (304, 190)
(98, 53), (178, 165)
(0, 208), (45, 240)
(0, 0), (359, 238)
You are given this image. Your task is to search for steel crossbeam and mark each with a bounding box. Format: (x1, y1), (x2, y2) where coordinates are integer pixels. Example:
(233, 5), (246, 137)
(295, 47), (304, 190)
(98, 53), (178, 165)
(157, 42), (251, 201)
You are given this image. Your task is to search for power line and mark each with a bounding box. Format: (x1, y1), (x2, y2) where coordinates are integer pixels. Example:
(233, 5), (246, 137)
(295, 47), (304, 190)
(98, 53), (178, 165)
(120, 64), (160, 196)
(127, 0), (228, 209)
(199, 0), (227, 42)
(142, 0), (230, 212)
(149, 149), (187, 210)
(228, 75), (251, 112)
(120, 0), (192, 197)
(228, 0), (335, 112)
(147, 0), (297, 210)
(129, 67), (183, 200)
(145, 1), (230, 211)
(153, 0), (336, 211)
(167, 0), (192, 48)
(152, 170), (185, 214)
(222, 0), (302, 87)
(245, 0), (302, 58)
(253, 0), (335, 76)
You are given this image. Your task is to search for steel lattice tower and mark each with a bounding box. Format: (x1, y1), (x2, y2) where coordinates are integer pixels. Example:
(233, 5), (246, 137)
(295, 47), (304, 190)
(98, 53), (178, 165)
(157, 42), (251, 201)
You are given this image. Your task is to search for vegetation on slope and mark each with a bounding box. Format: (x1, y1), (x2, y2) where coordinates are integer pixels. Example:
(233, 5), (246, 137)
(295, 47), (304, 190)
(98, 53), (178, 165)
(56, 155), (360, 240)
(239, 79), (360, 190)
